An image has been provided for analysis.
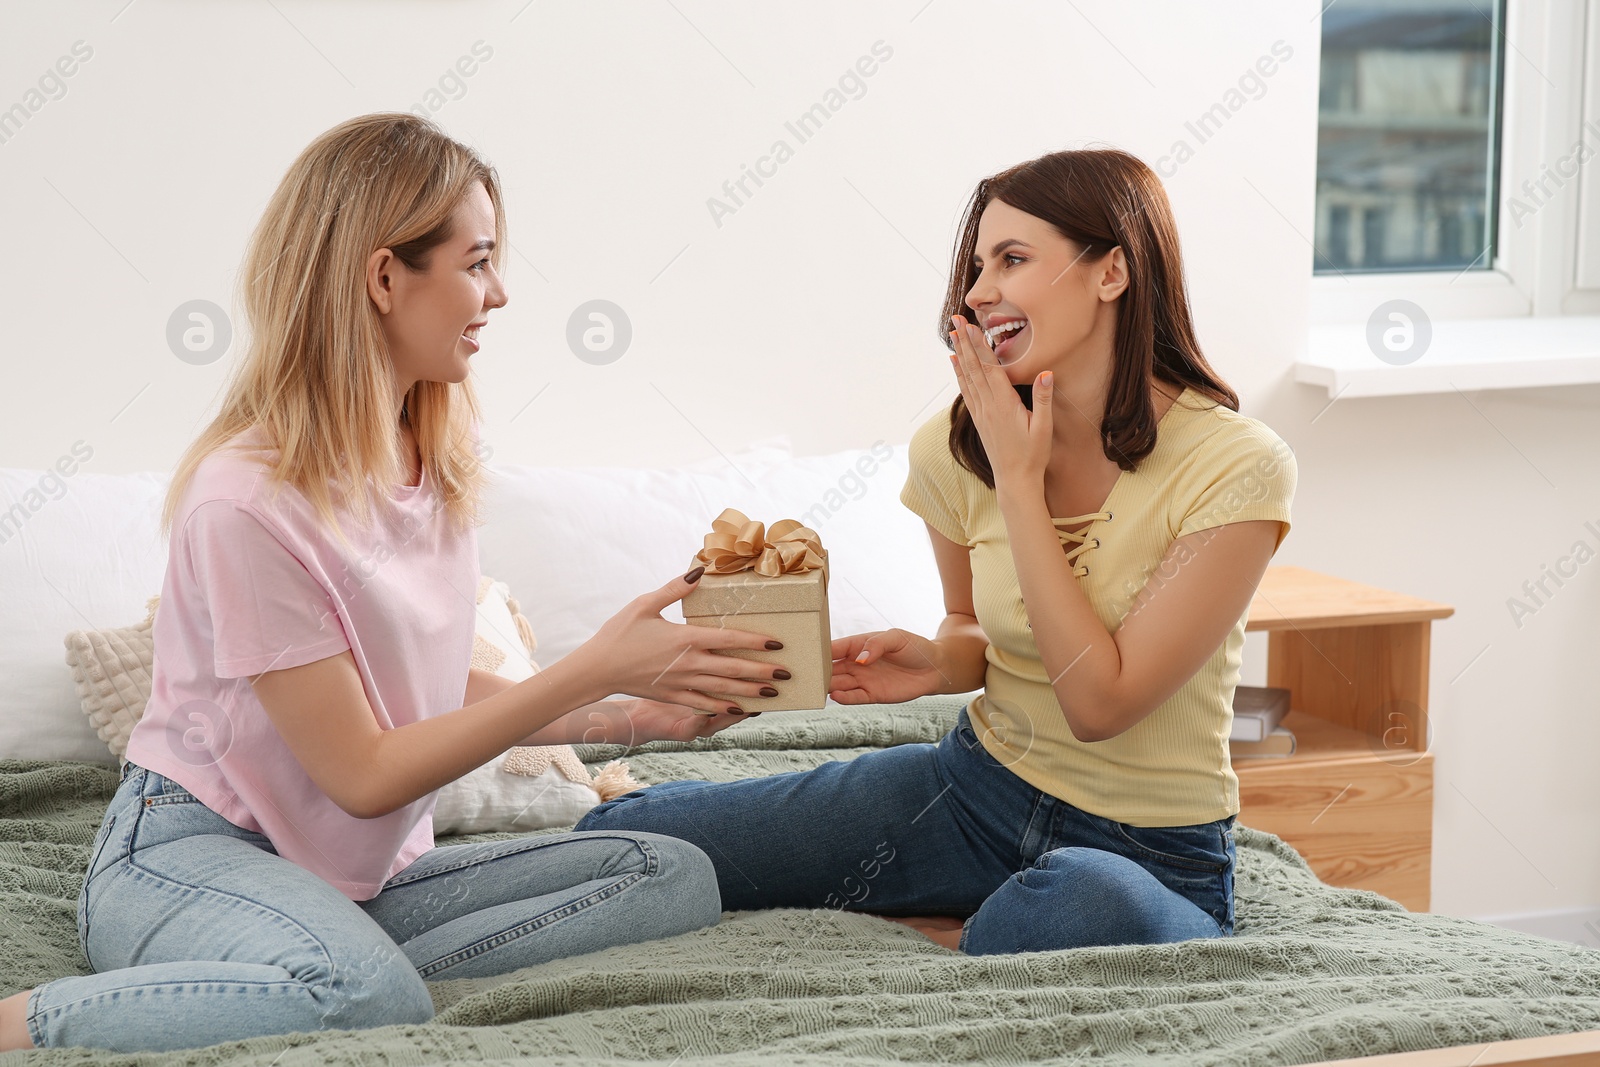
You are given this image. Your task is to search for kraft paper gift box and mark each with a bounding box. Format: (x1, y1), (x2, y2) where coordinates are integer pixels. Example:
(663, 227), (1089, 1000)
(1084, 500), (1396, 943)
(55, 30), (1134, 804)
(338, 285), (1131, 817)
(681, 508), (832, 713)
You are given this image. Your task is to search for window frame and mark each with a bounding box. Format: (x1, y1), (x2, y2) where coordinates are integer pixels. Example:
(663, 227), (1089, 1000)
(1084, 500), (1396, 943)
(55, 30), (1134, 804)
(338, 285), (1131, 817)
(1309, 0), (1599, 326)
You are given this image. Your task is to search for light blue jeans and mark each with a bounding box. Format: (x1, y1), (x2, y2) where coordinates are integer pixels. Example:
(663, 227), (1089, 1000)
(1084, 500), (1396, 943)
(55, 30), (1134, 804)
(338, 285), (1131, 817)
(578, 704), (1236, 955)
(27, 760), (722, 1052)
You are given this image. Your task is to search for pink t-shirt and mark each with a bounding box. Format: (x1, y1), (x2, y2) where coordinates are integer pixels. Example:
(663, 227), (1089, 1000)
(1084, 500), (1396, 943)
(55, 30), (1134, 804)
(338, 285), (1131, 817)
(125, 424), (478, 900)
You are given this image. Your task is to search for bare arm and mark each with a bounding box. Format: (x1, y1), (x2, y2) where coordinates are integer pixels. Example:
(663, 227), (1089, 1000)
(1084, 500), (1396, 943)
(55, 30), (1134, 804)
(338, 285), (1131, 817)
(250, 570), (791, 819)
(464, 667), (631, 748)
(464, 665), (516, 706)
(923, 522), (990, 694)
(251, 649), (601, 819)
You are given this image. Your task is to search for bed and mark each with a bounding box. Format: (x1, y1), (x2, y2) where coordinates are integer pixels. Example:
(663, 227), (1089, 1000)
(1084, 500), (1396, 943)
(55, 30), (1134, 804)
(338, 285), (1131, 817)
(4, 694), (1599, 1066)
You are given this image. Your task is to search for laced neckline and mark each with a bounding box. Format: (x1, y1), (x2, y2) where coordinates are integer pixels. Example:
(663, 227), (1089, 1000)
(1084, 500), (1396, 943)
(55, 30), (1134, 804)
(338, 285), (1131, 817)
(1035, 384), (1190, 579)
(1050, 510), (1112, 578)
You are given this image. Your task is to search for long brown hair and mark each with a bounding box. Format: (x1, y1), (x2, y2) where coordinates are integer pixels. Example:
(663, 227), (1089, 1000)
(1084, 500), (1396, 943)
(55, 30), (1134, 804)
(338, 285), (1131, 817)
(161, 112), (505, 548)
(940, 147), (1237, 487)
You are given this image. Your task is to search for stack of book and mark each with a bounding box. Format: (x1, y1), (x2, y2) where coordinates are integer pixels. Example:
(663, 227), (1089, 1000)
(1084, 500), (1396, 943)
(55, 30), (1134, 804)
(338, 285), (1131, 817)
(1230, 685), (1295, 758)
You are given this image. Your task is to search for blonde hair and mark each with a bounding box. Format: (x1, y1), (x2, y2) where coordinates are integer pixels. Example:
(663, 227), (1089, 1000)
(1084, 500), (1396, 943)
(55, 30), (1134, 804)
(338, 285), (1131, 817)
(160, 112), (506, 548)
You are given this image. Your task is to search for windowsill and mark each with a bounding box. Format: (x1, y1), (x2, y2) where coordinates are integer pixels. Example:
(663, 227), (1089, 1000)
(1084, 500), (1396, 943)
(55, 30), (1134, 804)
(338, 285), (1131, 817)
(1296, 316), (1600, 398)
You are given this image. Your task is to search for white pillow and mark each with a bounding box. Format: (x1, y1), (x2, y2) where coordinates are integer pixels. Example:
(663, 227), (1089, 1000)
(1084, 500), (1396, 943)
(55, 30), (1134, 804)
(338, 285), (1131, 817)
(1, 468), (172, 765)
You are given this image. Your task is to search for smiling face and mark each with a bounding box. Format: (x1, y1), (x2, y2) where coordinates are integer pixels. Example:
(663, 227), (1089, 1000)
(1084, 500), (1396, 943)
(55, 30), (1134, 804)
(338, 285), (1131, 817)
(369, 181), (508, 402)
(963, 198), (1125, 384)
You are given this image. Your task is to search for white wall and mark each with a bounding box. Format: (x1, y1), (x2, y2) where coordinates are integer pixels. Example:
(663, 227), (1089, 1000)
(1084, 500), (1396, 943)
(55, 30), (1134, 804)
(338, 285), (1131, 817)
(2, 0), (1594, 926)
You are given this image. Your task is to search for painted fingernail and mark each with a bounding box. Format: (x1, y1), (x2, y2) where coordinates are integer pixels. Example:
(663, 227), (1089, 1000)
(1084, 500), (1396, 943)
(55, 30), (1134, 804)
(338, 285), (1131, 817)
(760, 687), (779, 697)
(855, 651), (871, 664)
(728, 706), (743, 714)
(773, 669), (792, 680)
(765, 640), (784, 650)
(748, 712), (762, 717)
(685, 565), (706, 583)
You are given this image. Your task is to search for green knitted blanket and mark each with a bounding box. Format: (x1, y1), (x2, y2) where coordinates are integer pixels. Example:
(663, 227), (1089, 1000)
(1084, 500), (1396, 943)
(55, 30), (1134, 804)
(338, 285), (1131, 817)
(4, 695), (1599, 1065)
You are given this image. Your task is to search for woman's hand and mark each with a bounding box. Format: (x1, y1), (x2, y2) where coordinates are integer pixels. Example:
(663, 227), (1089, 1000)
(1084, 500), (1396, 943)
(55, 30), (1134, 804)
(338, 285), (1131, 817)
(948, 314), (1054, 493)
(829, 628), (949, 704)
(572, 567), (790, 716)
(617, 697), (756, 745)
(560, 698), (753, 747)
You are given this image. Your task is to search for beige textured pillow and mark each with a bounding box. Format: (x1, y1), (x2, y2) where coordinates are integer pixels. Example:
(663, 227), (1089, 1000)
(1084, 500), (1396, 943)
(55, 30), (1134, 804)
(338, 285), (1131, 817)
(61, 577), (642, 821)
(63, 595), (160, 760)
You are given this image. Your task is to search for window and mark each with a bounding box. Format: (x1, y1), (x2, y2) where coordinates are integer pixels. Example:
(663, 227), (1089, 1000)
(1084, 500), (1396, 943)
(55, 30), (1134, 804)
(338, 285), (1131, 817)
(1313, 0), (1505, 275)
(1299, 1), (1600, 395)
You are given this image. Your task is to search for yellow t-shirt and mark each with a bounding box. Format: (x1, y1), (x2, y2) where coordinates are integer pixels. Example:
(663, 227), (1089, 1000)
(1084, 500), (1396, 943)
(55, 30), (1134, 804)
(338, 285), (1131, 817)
(899, 386), (1297, 827)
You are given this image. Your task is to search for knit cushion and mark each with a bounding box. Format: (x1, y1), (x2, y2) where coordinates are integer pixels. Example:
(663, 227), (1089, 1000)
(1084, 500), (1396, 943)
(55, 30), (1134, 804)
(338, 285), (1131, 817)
(62, 596), (160, 761)
(60, 575), (640, 834)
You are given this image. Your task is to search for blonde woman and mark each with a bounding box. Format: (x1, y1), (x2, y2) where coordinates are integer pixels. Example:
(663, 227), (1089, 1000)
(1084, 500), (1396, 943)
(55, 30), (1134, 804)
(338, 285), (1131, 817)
(0, 113), (789, 1054)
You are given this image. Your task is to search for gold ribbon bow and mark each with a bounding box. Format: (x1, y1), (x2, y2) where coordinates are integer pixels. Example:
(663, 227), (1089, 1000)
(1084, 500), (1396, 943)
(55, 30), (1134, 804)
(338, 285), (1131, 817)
(693, 508), (827, 578)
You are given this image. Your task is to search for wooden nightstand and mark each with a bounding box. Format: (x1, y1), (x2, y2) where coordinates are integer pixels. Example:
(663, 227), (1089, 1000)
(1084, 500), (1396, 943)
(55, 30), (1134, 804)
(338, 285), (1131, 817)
(1236, 565), (1454, 913)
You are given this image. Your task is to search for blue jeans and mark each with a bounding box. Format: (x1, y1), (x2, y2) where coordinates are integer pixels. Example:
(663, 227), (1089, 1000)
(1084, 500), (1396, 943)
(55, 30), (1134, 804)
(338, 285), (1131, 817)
(27, 760), (722, 1052)
(577, 705), (1235, 955)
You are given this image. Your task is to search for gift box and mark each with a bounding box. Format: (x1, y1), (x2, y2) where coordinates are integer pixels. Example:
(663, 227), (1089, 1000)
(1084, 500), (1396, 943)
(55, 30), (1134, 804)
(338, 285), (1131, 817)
(682, 508), (832, 712)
